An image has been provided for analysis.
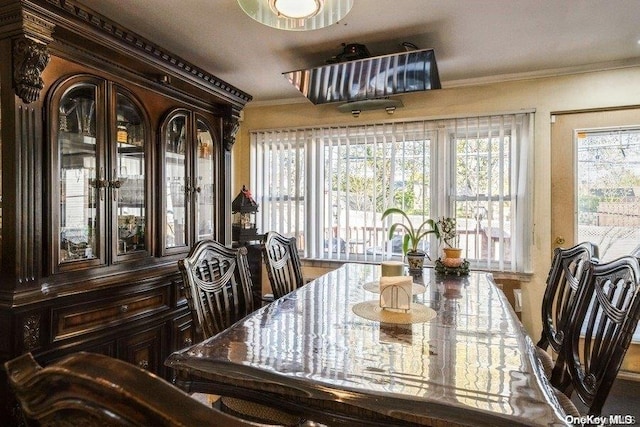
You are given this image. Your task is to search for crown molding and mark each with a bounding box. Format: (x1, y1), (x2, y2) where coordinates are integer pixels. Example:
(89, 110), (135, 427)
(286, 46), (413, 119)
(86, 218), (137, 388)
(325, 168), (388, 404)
(28, 0), (253, 108)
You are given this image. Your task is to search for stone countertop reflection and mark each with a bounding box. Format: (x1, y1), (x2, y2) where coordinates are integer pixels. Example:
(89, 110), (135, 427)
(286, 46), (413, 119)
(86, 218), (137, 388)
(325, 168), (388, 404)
(167, 264), (568, 427)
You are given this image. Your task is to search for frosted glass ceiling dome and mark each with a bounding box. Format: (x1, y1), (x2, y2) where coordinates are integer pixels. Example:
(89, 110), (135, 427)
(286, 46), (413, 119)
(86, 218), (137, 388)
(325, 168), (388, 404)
(237, 0), (353, 31)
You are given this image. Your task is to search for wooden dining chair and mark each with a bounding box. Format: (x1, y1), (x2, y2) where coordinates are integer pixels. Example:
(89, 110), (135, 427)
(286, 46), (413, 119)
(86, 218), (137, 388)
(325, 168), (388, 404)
(179, 239), (255, 340)
(5, 351), (258, 427)
(178, 240), (303, 426)
(262, 231), (305, 300)
(536, 241), (598, 380)
(552, 255), (640, 417)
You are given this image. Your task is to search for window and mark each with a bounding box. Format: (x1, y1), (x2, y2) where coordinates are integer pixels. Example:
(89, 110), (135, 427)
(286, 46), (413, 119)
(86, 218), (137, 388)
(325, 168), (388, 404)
(251, 113), (533, 273)
(576, 127), (640, 260)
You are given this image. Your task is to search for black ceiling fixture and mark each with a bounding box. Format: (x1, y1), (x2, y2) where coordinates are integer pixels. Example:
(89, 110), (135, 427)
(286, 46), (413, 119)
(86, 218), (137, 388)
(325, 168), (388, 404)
(283, 43), (441, 115)
(325, 43), (371, 64)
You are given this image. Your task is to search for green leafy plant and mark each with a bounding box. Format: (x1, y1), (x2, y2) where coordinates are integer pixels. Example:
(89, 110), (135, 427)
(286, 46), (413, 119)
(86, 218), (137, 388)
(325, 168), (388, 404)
(435, 216), (458, 248)
(381, 207), (439, 256)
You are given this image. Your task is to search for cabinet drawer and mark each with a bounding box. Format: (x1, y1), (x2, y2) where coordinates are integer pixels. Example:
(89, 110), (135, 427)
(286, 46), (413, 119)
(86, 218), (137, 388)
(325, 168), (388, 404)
(53, 287), (170, 341)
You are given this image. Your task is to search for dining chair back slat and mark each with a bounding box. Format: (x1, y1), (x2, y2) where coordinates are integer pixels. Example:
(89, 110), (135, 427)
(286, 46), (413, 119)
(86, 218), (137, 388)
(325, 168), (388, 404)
(262, 231), (304, 299)
(556, 255), (640, 416)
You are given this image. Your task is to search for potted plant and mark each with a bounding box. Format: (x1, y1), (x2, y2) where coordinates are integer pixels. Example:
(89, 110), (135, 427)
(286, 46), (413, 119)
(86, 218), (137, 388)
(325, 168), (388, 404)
(433, 216), (470, 275)
(435, 217), (462, 262)
(381, 207), (438, 272)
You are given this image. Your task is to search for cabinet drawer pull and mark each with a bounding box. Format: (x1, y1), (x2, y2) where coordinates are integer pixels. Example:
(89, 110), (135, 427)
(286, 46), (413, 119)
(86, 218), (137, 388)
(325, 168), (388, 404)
(119, 304), (129, 313)
(138, 360), (149, 370)
(184, 337), (192, 346)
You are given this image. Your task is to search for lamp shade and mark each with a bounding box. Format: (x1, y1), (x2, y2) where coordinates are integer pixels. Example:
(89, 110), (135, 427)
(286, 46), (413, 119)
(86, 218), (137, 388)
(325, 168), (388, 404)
(232, 185), (259, 214)
(238, 0), (353, 31)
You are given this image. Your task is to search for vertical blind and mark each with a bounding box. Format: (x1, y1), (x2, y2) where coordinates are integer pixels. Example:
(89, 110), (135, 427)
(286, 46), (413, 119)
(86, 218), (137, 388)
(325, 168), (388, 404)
(250, 112), (532, 273)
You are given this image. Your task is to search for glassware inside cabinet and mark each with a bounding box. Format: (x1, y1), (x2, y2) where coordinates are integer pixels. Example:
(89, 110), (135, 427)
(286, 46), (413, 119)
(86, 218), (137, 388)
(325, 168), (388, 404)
(115, 93), (146, 255)
(58, 83), (98, 262)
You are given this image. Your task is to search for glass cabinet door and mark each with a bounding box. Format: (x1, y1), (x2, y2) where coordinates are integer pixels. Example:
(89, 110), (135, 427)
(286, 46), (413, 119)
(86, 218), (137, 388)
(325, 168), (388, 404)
(164, 114), (187, 250)
(58, 83), (100, 264)
(51, 77), (150, 272)
(161, 111), (218, 253)
(196, 119), (215, 241)
(114, 92), (146, 257)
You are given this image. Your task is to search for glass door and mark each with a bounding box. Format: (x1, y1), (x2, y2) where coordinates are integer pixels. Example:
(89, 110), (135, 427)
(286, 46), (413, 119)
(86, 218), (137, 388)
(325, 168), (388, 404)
(164, 113), (188, 250)
(50, 77), (150, 272)
(56, 81), (102, 267)
(161, 111), (218, 253)
(113, 91), (147, 259)
(551, 108), (640, 375)
(551, 109), (640, 259)
(196, 118), (215, 242)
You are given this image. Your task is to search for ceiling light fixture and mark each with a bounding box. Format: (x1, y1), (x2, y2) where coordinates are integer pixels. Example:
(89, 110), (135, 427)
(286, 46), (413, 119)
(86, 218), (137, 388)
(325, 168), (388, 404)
(270, 0), (321, 19)
(238, 0), (353, 31)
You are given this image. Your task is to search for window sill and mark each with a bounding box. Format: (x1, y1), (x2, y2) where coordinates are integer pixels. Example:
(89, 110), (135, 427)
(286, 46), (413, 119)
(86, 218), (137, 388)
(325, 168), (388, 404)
(300, 258), (533, 283)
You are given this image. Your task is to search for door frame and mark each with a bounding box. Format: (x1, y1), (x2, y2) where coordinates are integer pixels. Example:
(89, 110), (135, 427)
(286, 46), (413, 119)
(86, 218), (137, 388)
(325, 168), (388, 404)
(551, 106), (640, 376)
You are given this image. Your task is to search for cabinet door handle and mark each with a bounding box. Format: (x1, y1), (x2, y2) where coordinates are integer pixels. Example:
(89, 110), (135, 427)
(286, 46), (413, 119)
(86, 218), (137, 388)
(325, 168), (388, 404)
(184, 177), (191, 202)
(90, 168), (108, 200)
(119, 304), (129, 313)
(138, 359), (149, 370)
(97, 167), (107, 201)
(111, 169), (122, 202)
(192, 184), (201, 203)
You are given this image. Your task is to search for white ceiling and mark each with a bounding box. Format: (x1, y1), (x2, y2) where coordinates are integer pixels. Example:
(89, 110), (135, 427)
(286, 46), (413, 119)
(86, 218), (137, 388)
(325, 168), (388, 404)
(76, 0), (640, 104)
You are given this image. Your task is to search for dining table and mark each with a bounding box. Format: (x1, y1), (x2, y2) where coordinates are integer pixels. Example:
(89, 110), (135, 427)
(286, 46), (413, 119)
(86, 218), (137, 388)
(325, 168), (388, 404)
(166, 263), (569, 426)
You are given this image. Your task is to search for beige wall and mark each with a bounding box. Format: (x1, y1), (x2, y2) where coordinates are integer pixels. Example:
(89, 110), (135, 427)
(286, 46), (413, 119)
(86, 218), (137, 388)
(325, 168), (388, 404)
(232, 66), (640, 339)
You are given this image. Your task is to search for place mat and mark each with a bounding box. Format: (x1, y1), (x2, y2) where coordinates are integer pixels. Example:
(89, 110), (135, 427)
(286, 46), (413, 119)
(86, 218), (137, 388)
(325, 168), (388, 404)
(352, 301), (437, 324)
(362, 281), (426, 295)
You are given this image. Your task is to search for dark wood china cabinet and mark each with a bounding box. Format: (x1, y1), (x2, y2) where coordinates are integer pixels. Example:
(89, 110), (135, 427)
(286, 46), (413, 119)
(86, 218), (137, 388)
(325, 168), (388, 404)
(0, 0), (250, 424)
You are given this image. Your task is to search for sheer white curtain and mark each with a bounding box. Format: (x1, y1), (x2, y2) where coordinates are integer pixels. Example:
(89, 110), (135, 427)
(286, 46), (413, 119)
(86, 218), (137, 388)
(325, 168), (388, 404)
(250, 112), (533, 273)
